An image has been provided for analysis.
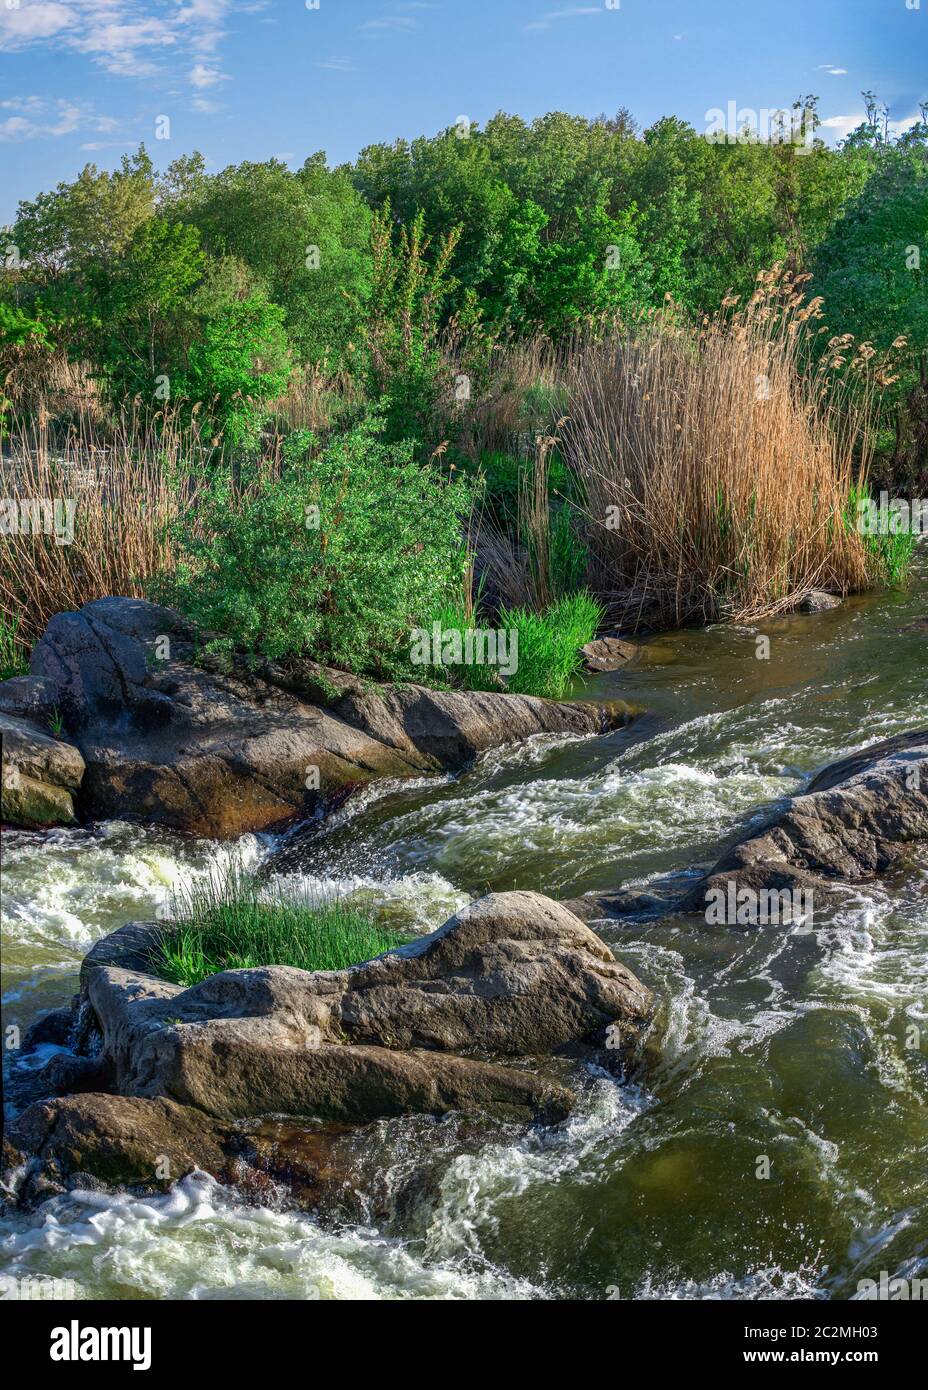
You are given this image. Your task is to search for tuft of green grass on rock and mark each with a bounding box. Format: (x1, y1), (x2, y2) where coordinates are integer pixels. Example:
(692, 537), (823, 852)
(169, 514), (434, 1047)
(153, 864), (410, 988)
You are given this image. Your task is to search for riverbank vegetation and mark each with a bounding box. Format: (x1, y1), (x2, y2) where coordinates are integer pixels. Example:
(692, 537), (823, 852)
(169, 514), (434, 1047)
(2, 98), (925, 690)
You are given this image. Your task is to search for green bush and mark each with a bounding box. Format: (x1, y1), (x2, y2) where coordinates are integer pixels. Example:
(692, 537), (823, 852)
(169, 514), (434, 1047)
(161, 414), (474, 676)
(500, 591), (602, 699)
(153, 864), (408, 987)
(177, 292), (292, 450)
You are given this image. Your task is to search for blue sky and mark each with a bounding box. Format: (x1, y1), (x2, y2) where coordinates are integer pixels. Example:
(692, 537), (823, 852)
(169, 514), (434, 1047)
(1, 0), (925, 222)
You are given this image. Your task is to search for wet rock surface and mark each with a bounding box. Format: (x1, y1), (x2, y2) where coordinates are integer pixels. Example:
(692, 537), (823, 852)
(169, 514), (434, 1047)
(798, 590), (843, 614)
(2, 1094), (358, 1214)
(581, 636), (640, 672)
(581, 729), (928, 923)
(0, 710), (84, 827)
(686, 727), (928, 911)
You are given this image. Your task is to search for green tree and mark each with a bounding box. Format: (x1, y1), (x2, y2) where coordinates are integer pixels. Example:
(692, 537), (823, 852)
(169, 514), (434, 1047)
(83, 216), (204, 399)
(349, 204), (462, 443)
(174, 155), (370, 366)
(811, 142), (928, 486)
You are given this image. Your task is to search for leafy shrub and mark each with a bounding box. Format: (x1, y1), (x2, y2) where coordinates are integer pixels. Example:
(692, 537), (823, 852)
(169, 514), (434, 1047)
(178, 292), (292, 449)
(154, 864), (408, 987)
(161, 414), (474, 676)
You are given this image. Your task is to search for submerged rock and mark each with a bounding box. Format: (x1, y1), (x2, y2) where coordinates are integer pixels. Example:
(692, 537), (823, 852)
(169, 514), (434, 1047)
(797, 590), (843, 614)
(7, 596), (627, 836)
(581, 636), (640, 672)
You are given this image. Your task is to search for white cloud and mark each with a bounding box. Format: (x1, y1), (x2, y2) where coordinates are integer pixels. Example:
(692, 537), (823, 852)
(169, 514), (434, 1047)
(80, 139), (132, 150)
(821, 110), (920, 142)
(190, 61), (227, 88)
(816, 64), (848, 76)
(524, 7), (601, 33)
(0, 4), (74, 46)
(0, 1), (234, 92)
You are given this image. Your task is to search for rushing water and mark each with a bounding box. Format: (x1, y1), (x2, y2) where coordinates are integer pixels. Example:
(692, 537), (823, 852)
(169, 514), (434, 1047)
(1, 563), (926, 1301)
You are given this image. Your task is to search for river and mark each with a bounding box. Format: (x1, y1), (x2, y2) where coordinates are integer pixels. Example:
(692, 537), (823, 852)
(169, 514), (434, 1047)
(1, 561), (926, 1300)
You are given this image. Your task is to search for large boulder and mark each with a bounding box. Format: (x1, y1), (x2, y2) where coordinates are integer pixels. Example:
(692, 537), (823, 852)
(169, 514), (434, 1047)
(683, 728), (928, 916)
(0, 710), (84, 827)
(17, 597), (626, 836)
(69, 892), (651, 1127)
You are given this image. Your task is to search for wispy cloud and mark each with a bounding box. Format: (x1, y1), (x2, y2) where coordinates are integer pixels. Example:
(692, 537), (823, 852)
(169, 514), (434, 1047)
(0, 95), (119, 143)
(80, 139), (133, 151)
(821, 109), (920, 141)
(524, 7), (601, 33)
(816, 64), (848, 76)
(361, 15), (418, 33)
(317, 56), (359, 73)
(0, 4), (75, 46)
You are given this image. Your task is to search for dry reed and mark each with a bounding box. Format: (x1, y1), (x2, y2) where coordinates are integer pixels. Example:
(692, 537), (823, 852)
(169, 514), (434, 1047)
(559, 271), (874, 626)
(0, 406), (205, 654)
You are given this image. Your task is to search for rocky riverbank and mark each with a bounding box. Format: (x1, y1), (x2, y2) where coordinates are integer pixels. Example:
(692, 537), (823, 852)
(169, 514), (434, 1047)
(0, 598), (631, 837)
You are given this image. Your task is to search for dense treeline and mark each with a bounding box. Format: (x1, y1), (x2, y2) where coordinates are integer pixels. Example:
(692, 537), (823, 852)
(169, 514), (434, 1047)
(2, 99), (926, 460)
(0, 99), (925, 688)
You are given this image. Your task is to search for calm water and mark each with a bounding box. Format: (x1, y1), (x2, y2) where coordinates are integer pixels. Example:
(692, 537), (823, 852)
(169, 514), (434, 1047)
(1, 564), (926, 1300)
